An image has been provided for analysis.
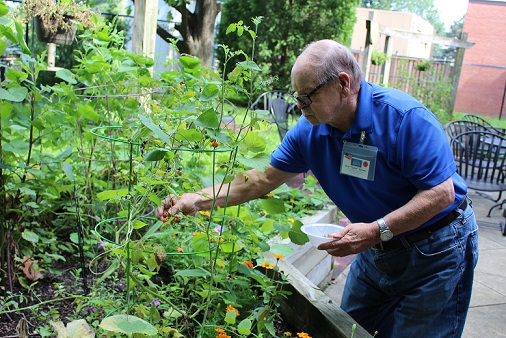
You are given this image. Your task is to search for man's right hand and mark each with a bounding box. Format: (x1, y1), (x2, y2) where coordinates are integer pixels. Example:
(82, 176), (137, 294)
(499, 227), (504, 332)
(156, 193), (200, 222)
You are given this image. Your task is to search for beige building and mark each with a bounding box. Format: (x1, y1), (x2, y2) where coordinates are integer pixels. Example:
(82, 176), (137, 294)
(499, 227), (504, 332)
(350, 8), (436, 59)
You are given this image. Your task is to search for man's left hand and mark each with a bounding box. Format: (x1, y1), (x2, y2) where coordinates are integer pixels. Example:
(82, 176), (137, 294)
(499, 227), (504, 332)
(317, 222), (378, 256)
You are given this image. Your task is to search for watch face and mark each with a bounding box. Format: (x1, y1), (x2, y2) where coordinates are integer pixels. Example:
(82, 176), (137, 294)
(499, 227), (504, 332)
(380, 230), (393, 241)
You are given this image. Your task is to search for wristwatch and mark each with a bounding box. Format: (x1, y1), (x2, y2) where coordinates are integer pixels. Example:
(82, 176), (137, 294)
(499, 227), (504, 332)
(377, 218), (393, 242)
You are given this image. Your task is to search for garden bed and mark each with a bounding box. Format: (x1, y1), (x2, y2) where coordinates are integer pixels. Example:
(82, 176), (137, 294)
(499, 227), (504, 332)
(268, 207), (372, 338)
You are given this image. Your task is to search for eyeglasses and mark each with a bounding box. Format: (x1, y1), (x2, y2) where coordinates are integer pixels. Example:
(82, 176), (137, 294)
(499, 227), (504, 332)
(291, 75), (336, 106)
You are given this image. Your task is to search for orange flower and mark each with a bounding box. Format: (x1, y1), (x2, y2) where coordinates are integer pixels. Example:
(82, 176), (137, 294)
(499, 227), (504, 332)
(297, 333), (312, 338)
(199, 211), (211, 217)
(193, 231), (202, 236)
(226, 304), (239, 316)
(267, 193), (274, 197)
(284, 332), (293, 337)
(242, 261), (254, 268)
(176, 247), (183, 253)
(260, 262), (274, 269)
(215, 328), (231, 338)
(273, 253), (284, 260)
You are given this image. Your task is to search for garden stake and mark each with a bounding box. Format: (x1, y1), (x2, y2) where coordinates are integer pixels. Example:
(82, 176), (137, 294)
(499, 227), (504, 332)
(74, 181), (89, 294)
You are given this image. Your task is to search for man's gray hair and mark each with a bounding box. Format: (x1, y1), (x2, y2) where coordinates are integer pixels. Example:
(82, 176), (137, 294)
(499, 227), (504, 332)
(300, 40), (364, 91)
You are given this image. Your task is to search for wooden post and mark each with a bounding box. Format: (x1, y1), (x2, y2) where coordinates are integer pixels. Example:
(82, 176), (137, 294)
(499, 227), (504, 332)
(131, 0), (158, 59)
(382, 35), (392, 86)
(363, 11), (376, 82)
(449, 33), (468, 115)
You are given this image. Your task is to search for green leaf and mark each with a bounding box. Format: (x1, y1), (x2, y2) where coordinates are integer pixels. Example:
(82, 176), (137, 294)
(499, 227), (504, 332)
(225, 310), (236, 324)
(55, 69), (77, 84)
(242, 132), (266, 153)
(260, 197), (285, 214)
(0, 40), (5, 55)
(237, 153), (270, 171)
(201, 84), (219, 101)
(99, 314), (157, 335)
(194, 108), (220, 129)
(77, 104), (101, 123)
(139, 115), (172, 144)
(270, 243), (295, 257)
(220, 241), (243, 253)
(144, 149), (168, 162)
(175, 128), (203, 143)
(179, 55), (200, 69)
(61, 162), (74, 181)
(132, 220), (146, 229)
(0, 1), (8, 16)
(96, 189), (129, 201)
(237, 319), (252, 335)
(0, 87), (28, 102)
(70, 232), (79, 244)
(22, 230), (39, 243)
(289, 220), (309, 245)
(238, 60), (261, 71)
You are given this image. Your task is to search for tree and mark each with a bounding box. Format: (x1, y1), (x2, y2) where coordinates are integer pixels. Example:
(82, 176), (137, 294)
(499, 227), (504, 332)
(433, 17), (464, 59)
(215, 0), (360, 91)
(360, 0), (445, 34)
(156, 0), (221, 67)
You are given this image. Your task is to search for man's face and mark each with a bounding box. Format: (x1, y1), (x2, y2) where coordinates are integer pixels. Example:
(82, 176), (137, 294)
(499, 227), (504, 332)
(291, 67), (344, 128)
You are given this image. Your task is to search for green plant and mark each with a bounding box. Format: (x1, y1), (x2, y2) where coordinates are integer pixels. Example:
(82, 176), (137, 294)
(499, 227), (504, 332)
(416, 59), (430, 71)
(16, 0), (95, 34)
(371, 50), (386, 65)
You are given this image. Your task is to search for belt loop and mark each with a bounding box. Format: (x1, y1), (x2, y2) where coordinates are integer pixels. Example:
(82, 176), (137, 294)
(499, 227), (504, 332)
(400, 237), (411, 249)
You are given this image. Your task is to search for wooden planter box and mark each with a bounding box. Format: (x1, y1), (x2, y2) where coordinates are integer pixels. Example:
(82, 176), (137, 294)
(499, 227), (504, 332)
(268, 206), (372, 337)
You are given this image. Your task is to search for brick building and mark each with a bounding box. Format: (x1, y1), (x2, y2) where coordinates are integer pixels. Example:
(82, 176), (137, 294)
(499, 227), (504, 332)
(455, 0), (506, 117)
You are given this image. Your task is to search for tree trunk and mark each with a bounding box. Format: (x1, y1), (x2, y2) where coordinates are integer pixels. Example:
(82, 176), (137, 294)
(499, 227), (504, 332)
(158, 0), (221, 67)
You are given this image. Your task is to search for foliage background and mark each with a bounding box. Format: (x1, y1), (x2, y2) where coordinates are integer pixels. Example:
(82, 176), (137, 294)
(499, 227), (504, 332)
(215, 0), (361, 91)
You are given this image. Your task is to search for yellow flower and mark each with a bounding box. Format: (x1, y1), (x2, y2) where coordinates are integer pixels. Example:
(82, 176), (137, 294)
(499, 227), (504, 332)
(267, 193), (274, 197)
(193, 231), (202, 236)
(199, 211), (211, 217)
(288, 218), (295, 223)
(273, 253), (284, 260)
(260, 261), (274, 269)
(284, 332), (293, 337)
(176, 247), (183, 253)
(226, 304), (239, 316)
(242, 261), (254, 268)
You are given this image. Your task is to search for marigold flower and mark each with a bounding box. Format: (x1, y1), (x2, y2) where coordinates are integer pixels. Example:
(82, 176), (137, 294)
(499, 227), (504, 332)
(217, 334), (231, 338)
(242, 261), (254, 268)
(273, 253), (284, 260)
(199, 211), (211, 217)
(215, 328), (225, 333)
(260, 261), (274, 269)
(176, 247), (183, 253)
(226, 304), (239, 316)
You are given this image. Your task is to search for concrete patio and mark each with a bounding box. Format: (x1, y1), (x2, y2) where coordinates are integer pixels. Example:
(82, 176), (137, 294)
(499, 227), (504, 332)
(320, 191), (506, 337)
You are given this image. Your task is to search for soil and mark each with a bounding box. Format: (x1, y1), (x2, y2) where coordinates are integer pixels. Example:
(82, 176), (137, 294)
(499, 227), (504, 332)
(0, 258), (90, 337)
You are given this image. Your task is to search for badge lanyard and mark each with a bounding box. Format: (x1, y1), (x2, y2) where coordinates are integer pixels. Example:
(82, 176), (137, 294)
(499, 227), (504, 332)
(340, 131), (378, 181)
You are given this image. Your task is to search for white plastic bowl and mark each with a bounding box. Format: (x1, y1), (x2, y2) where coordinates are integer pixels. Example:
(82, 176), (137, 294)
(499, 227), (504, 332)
(301, 223), (344, 247)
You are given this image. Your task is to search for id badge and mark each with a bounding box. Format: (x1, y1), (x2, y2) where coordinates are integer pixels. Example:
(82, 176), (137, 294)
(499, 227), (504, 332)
(340, 142), (378, 181)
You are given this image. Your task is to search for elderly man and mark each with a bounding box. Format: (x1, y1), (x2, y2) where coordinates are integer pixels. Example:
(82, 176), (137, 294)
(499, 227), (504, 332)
(157, 39), (478, 337)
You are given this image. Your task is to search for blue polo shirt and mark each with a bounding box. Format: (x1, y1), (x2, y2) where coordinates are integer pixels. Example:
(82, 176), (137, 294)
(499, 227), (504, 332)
(270, 80), (467, 230)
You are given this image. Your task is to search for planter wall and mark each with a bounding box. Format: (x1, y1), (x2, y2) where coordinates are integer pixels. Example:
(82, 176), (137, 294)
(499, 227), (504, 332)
(268, 206), (372, 337)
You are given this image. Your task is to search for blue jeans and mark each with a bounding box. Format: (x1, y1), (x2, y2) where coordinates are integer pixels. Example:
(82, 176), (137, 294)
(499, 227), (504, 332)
(341, 202), (479, 338)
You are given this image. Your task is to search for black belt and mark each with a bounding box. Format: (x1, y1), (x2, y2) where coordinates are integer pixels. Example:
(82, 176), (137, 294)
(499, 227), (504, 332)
(374, 197), (468, 251)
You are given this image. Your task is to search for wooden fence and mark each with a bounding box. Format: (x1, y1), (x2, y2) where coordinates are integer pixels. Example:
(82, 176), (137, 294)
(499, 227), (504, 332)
(352, 51), (454, 97)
